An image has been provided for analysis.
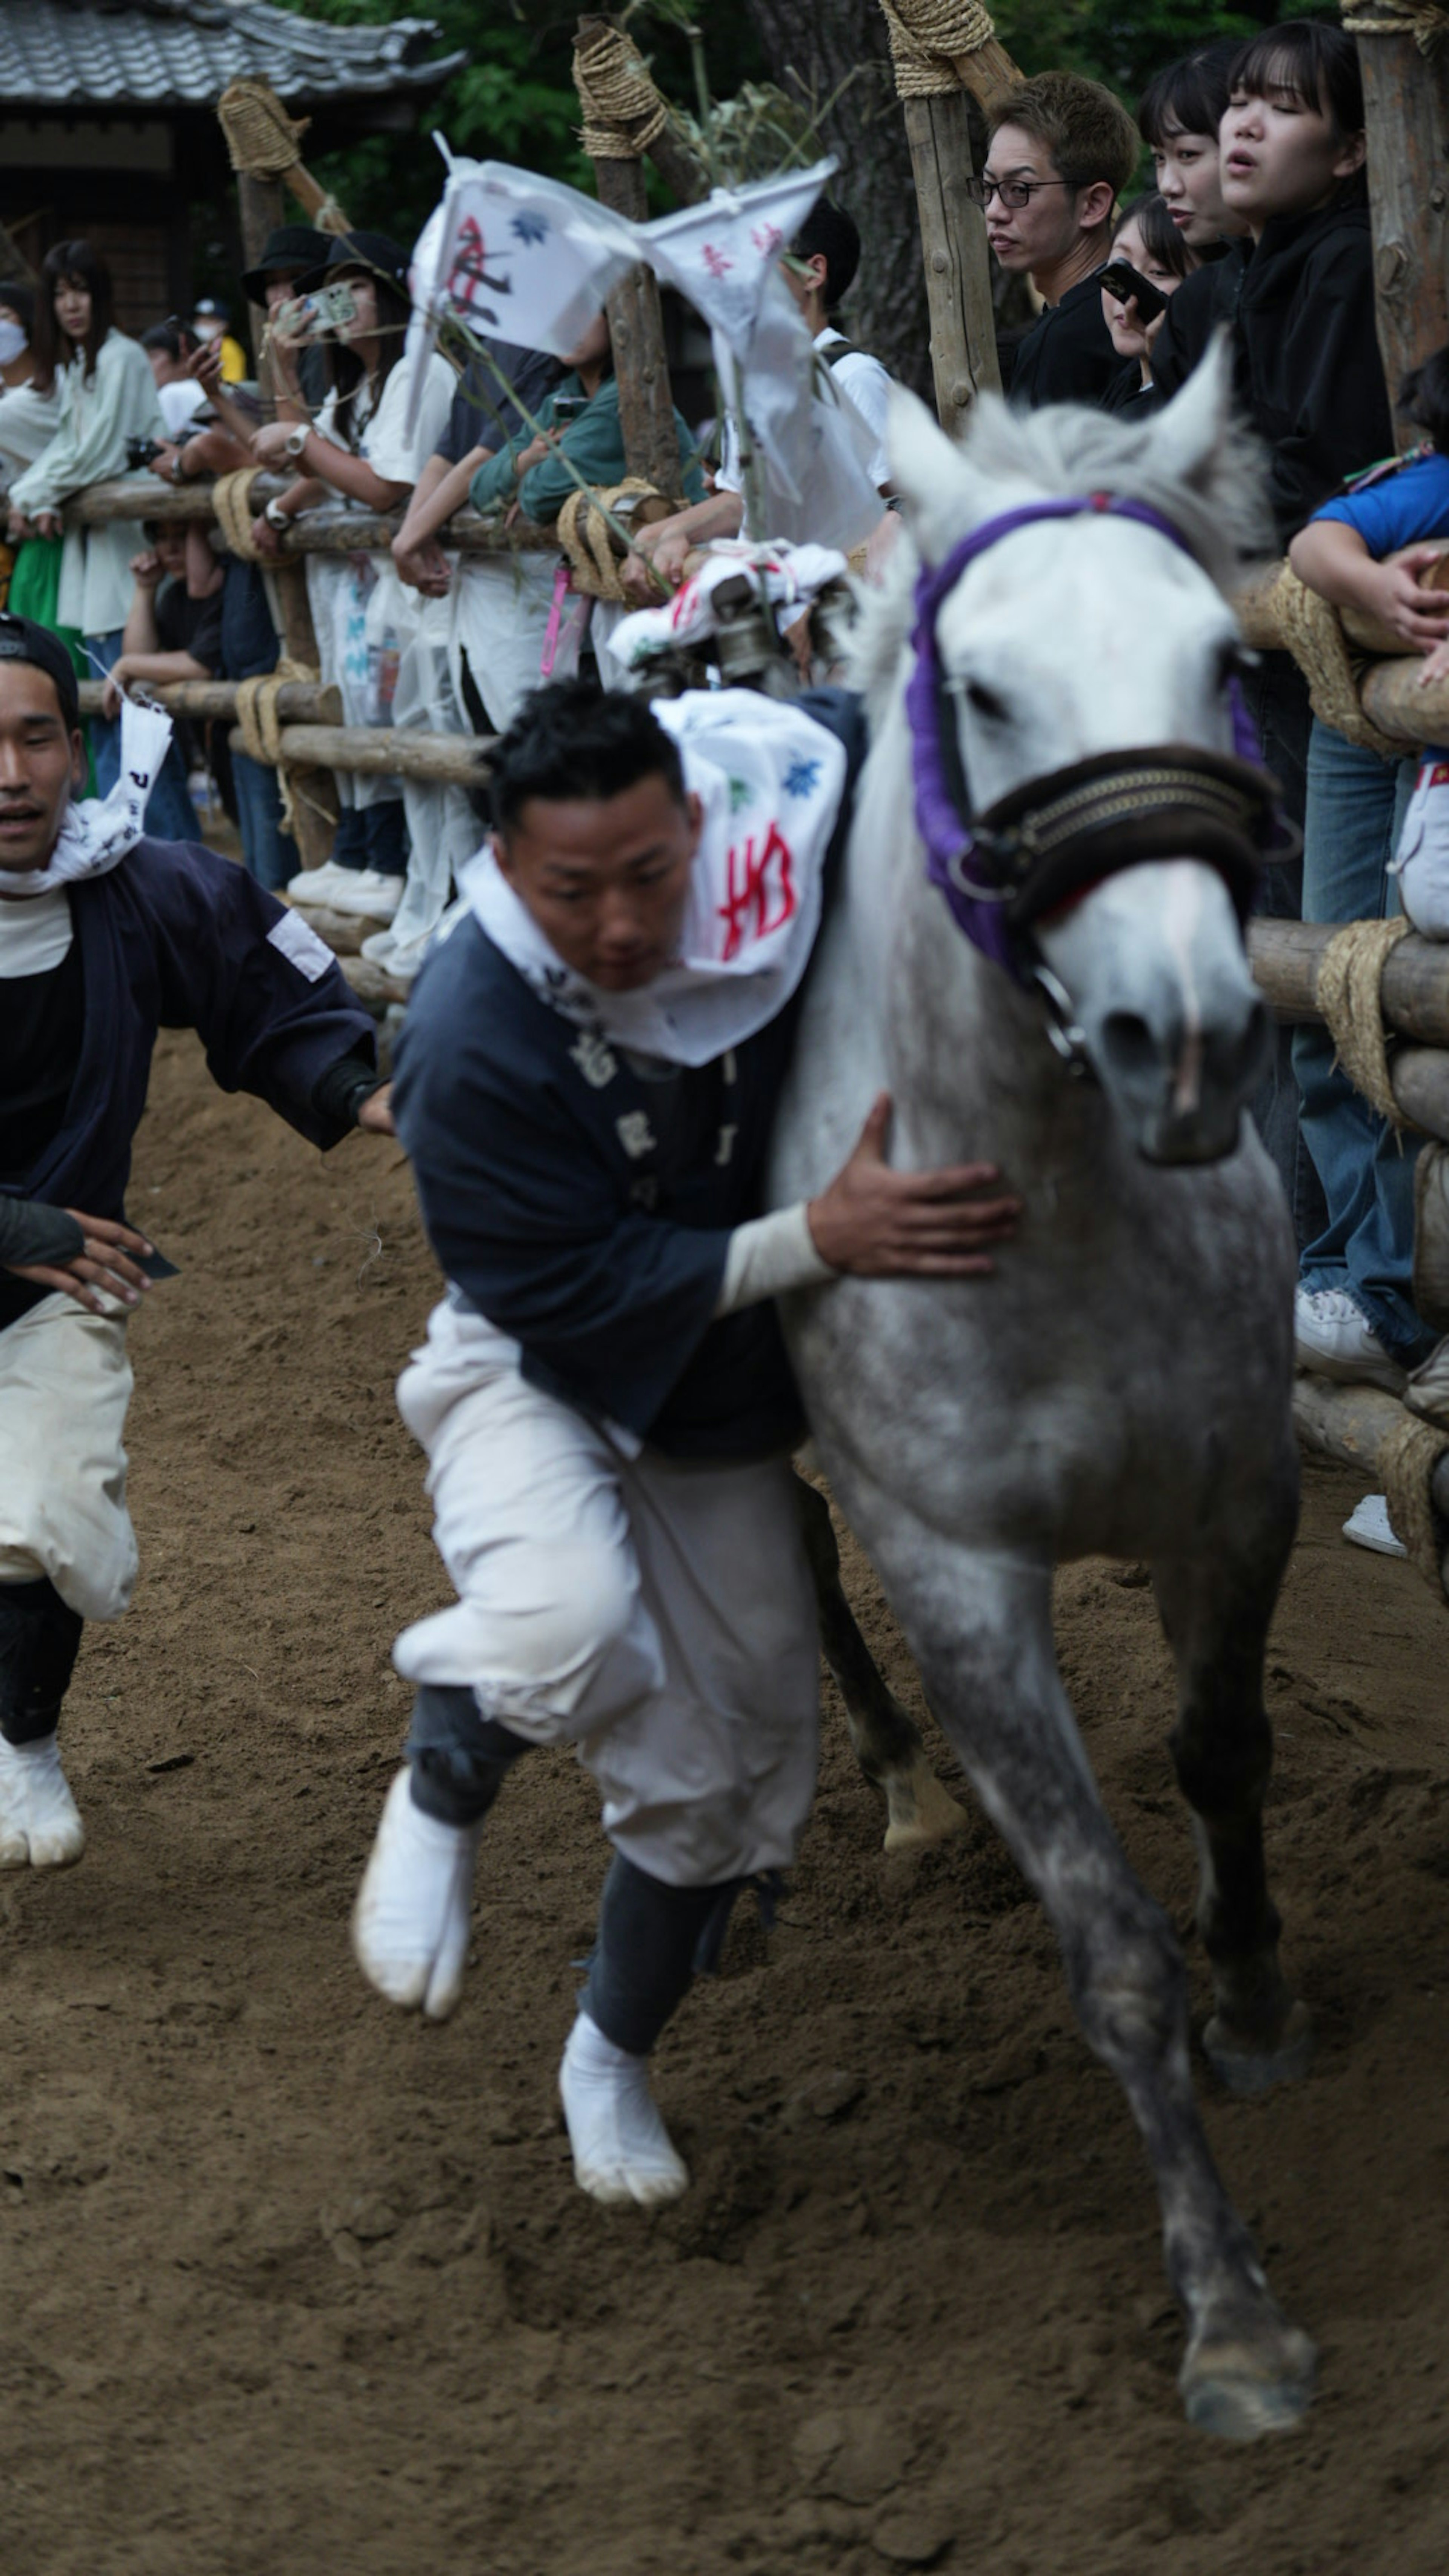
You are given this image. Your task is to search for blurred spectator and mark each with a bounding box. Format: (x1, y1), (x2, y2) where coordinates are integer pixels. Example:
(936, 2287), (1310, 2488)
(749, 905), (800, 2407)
(1100, 194), (1199, 421)
(0, 281), (63, 619)
(7, 240), (166, 798)
(191, 296), (246, 383)
(141, 321), (208, 442)
(1138, 38), (1253, 255)
(249, 231), (455, 921)
(98, 521), (225, 841)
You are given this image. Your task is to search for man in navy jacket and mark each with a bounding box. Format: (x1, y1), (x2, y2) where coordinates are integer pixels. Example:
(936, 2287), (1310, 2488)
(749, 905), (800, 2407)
(0, 614), (388, 1871)
(352, 678), (1018, 2212)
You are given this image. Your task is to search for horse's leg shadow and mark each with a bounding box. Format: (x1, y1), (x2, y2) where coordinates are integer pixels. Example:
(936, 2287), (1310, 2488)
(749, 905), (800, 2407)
(881, 1539), (1315, 2441)
(1154, 1474), (1312, 2098)
(792, 1470), (968, 1854)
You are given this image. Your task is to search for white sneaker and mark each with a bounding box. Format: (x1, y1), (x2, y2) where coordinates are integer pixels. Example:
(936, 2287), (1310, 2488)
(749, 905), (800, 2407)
(1342, 1492), (1408, 1558)
(285, 860), (356, 908)
(360, 926), (428, 984)
(322, 869), (403, 922)
(1294, 1284), (1406, 1391)
(1406, 1335), (1449, 1429)
(558, 2010), (690, 2208)
(0, 1731), (85, 1869)
(351, 1768), (480, 2020)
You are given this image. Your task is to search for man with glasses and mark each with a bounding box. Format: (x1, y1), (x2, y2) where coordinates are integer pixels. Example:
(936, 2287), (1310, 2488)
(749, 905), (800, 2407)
(978, 72), (1141, 410)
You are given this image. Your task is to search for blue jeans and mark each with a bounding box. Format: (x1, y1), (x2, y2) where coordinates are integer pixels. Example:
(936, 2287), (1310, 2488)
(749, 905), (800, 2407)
(233, 749), (298, 894)
(83, 629), (126, 798)
(1293, 717), (1429, 1363)
(333, 800), (408, 877)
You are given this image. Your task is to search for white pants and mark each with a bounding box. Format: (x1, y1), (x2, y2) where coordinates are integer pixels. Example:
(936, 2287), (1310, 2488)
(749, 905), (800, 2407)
(448, 554), (581, 737)
(0, 1293), (136, 1619)
(393, 1300), (820, 1885)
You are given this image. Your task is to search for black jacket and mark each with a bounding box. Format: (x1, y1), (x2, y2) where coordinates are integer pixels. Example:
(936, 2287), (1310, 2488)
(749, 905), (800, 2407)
(1004, 270), (1121, 412)
(1152, 200), (1392, 544)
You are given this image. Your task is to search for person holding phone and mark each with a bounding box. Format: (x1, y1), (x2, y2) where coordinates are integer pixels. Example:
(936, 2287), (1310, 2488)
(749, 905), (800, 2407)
(0, 615), (392, 1875)
(1099, 195), (1200, 420)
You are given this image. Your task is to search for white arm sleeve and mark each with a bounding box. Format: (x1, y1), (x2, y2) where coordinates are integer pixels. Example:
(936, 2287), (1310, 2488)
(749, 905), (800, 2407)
(712, 1201), (837, 1316)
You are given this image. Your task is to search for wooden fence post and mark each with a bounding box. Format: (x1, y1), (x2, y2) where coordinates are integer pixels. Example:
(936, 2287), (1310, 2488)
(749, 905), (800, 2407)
(233, 160), (337, 867)
(878, 3), (1015, 431)
(574, 16), (686, 497)
(1356, 14), (1449, 440)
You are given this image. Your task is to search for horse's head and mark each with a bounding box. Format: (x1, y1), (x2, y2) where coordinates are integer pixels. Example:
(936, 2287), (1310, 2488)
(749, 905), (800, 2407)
(883, 342), (1277, 1165)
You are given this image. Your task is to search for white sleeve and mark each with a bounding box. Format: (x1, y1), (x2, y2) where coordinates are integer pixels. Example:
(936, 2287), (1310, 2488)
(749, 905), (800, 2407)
(712, 1201), (837, 1316)
(831, 352), (893, 491)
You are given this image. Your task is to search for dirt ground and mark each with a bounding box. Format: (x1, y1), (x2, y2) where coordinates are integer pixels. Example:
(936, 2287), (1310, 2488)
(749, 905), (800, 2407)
(3, 1029), (1449, 2576)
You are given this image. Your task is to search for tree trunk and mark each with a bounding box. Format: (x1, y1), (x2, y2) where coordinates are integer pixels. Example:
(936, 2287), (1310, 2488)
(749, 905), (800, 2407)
(743, 0), (932, 398)
(1359, 30), (1449, 442)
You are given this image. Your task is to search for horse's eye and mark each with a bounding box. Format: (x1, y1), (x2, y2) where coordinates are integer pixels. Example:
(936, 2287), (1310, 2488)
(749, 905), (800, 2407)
(963, 677), (1008, 723)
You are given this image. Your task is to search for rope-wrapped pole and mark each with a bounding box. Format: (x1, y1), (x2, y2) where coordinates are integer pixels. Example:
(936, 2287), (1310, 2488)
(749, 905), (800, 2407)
(878, 0), (1009, 435)
(1340, 0), (1449, 438)
(572, 17), (686, 500)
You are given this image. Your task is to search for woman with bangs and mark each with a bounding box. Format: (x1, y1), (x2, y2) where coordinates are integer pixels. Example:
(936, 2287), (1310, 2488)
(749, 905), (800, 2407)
(5, 243), (166, 799)
(1138, 38), (1252, 256)
(1152, 20), (1392, 1247)
(1099, 193), (1199, 420)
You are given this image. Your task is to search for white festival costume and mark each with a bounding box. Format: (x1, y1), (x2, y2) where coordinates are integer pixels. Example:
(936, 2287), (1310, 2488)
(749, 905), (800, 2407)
(603, 542), (850, 682)
(463, 688), (848, 1068)
(0, 697), (173, 898)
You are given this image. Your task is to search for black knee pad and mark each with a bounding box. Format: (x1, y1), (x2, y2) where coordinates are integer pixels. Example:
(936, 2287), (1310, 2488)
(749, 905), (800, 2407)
(406, 1682), (528, 1825)
(0, 1579), (84, 1745)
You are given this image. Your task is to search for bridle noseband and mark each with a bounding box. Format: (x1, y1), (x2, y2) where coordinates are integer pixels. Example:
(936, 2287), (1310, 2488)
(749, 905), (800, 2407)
(905, 495), (1293, 1050)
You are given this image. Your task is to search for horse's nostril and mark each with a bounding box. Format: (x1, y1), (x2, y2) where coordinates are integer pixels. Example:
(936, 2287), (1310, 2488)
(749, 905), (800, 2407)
(1099, 1010), (1162, 1083)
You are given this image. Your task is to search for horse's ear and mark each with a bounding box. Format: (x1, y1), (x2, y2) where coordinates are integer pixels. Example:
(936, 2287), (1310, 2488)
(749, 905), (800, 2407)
(886, 384), (995, 567)
(1143, 331), (1234, 494)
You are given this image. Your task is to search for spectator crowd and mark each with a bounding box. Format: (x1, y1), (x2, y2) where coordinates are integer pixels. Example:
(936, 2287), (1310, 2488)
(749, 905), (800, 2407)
(1, 15), (1446, 1441)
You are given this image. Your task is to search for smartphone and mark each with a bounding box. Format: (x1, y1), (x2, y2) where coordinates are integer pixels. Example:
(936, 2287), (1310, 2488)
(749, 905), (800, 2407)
(135, 1246), (180, 1282)
(551, 394), (587, 426)
(1097, 260), (1168, 326)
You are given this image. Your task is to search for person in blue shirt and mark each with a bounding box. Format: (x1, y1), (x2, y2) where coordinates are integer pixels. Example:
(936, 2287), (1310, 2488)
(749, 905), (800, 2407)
(1286, 347), (1449, 1404)
(351, 678), (1018, 2212)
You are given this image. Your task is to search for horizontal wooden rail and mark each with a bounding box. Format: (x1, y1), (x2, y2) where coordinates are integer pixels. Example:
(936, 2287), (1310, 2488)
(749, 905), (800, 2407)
(77, 676), (340, 723)
(1248, 920), (1449, 1046)
(61, 475), (554, 554)
(246, 721), (496, 785)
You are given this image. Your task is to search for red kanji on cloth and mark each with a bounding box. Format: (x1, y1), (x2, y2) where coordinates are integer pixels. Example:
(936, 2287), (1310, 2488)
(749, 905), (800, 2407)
(718, 822), (797, 961)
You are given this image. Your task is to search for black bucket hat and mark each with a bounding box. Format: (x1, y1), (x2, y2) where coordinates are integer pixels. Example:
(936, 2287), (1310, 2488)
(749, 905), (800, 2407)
(294, 230), (411, 298)
(241, 224), (331, 305)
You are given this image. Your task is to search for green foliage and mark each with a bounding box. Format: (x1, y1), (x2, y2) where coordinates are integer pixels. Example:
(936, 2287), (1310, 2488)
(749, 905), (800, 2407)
(989, 0), (1280, 106)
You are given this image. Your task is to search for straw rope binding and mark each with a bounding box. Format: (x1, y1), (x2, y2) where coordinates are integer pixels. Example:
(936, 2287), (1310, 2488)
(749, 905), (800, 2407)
(217, 80), (311, 177)
(1267, 562), (1409, 760)
(572, 25), (671, 160)
(878, 0), (998, 98)
(1317, 913), (1412, 1126)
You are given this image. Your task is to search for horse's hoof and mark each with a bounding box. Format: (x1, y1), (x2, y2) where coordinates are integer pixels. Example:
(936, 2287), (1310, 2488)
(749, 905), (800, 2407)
(1179, 2325), (1317, 2442)
(1202, 2000), (1314, 2096)
(882, 1762), (970, 1855)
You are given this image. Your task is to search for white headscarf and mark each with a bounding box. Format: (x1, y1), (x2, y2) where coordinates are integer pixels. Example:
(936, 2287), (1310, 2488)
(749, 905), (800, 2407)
(0, 697), (175, 898)
(464, 688), (848, 1069)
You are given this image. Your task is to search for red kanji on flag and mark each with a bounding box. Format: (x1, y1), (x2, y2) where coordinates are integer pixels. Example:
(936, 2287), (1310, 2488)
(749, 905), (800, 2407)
(700, 242), (734, 280)
(751, 222), (783, 257)
(717, 822), (797, 961)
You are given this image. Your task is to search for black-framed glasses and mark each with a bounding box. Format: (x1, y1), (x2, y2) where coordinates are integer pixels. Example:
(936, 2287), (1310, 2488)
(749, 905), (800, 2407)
(966, 175), (1083, 211)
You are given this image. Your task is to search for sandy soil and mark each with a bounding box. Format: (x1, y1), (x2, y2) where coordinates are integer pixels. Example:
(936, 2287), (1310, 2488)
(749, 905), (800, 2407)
(3, 1030), (1448, 2576)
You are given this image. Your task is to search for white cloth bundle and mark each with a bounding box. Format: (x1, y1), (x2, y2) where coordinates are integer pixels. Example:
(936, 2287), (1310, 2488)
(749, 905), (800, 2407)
(603, 542), (850, 682)
(463, 686), (848, 1066)
(1392, 745), (1449, 939)
(0, 697), (174, 897)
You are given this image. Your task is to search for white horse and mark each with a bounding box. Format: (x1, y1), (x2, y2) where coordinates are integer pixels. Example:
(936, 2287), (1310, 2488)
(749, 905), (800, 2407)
(770, 344), (1316, 2439)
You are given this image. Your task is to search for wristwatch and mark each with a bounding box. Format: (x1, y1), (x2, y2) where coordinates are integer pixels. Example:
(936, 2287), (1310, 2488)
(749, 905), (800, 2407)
(170, 450), (186, 483)
(264, 498), (292, 534)
(282, 422), (310, 462)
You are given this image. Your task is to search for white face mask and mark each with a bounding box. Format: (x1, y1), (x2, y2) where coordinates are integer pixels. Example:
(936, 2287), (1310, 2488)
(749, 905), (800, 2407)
(0, 320), (28, 366)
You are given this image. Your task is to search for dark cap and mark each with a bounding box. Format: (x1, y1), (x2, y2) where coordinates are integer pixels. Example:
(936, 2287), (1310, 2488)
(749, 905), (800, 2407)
(241, 224), (330, 306)
(294, 229), (411, 297)
(0, 615), (80, 731)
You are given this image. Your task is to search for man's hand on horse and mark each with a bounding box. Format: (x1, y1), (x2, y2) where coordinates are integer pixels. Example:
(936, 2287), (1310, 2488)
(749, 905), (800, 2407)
(807, 1093), (1020, 1278)
(5, 1211), (155, 1313)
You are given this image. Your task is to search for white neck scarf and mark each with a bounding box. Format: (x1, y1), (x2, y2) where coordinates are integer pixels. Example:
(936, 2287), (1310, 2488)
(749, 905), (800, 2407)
(0, 697), (175, 900)
(463, 689), (848, 1070)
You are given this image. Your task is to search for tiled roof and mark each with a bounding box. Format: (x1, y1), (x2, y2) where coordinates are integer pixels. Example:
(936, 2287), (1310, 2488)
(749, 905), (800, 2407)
(0, 0), (466, 109)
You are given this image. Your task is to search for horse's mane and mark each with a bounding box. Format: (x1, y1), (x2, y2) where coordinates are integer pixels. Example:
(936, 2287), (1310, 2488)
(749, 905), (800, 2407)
(849, 389), (1274, 720)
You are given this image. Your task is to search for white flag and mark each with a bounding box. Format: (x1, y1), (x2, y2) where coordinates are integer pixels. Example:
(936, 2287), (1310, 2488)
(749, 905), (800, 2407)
(642, 162), (837, 352)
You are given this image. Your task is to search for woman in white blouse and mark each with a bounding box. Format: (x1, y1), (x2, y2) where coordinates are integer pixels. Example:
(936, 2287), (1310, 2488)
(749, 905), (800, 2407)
(7, 242), (166, 798)
(251, 231), (455, 923)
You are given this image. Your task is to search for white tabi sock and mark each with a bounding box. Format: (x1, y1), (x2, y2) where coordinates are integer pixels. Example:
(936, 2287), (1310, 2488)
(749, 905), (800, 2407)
(351, 1767), (481, 2020)
(0, 1730), (85, 1870)
(558, 2009), (690, 2209)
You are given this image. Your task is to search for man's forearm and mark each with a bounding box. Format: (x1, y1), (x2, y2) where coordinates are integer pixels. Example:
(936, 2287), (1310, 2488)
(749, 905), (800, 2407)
(0, 1198), (86, 1272)
(648, 490), (745, 551)
(122, 593), (161, 657)
(397, 449), (490, 552)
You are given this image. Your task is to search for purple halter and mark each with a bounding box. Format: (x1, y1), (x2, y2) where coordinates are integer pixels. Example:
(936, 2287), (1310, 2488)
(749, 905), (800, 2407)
(905, 495), (1271, 983)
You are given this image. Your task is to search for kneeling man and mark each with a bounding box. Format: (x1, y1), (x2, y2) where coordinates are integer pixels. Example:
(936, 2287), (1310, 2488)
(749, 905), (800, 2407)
(353, 678), (1016, 2207)
(0, 615), (390, 1867)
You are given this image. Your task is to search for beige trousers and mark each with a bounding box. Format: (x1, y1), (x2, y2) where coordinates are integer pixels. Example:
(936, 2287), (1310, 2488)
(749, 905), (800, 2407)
(0, 1292), (136, 1619)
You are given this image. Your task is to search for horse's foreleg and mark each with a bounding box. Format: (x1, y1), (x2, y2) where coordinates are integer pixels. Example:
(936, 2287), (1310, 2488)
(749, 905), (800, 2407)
(1155, 1465), (1311, 2096)
(878, 1541), (1314, 2440)
(792, 1472), (968, 1853)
